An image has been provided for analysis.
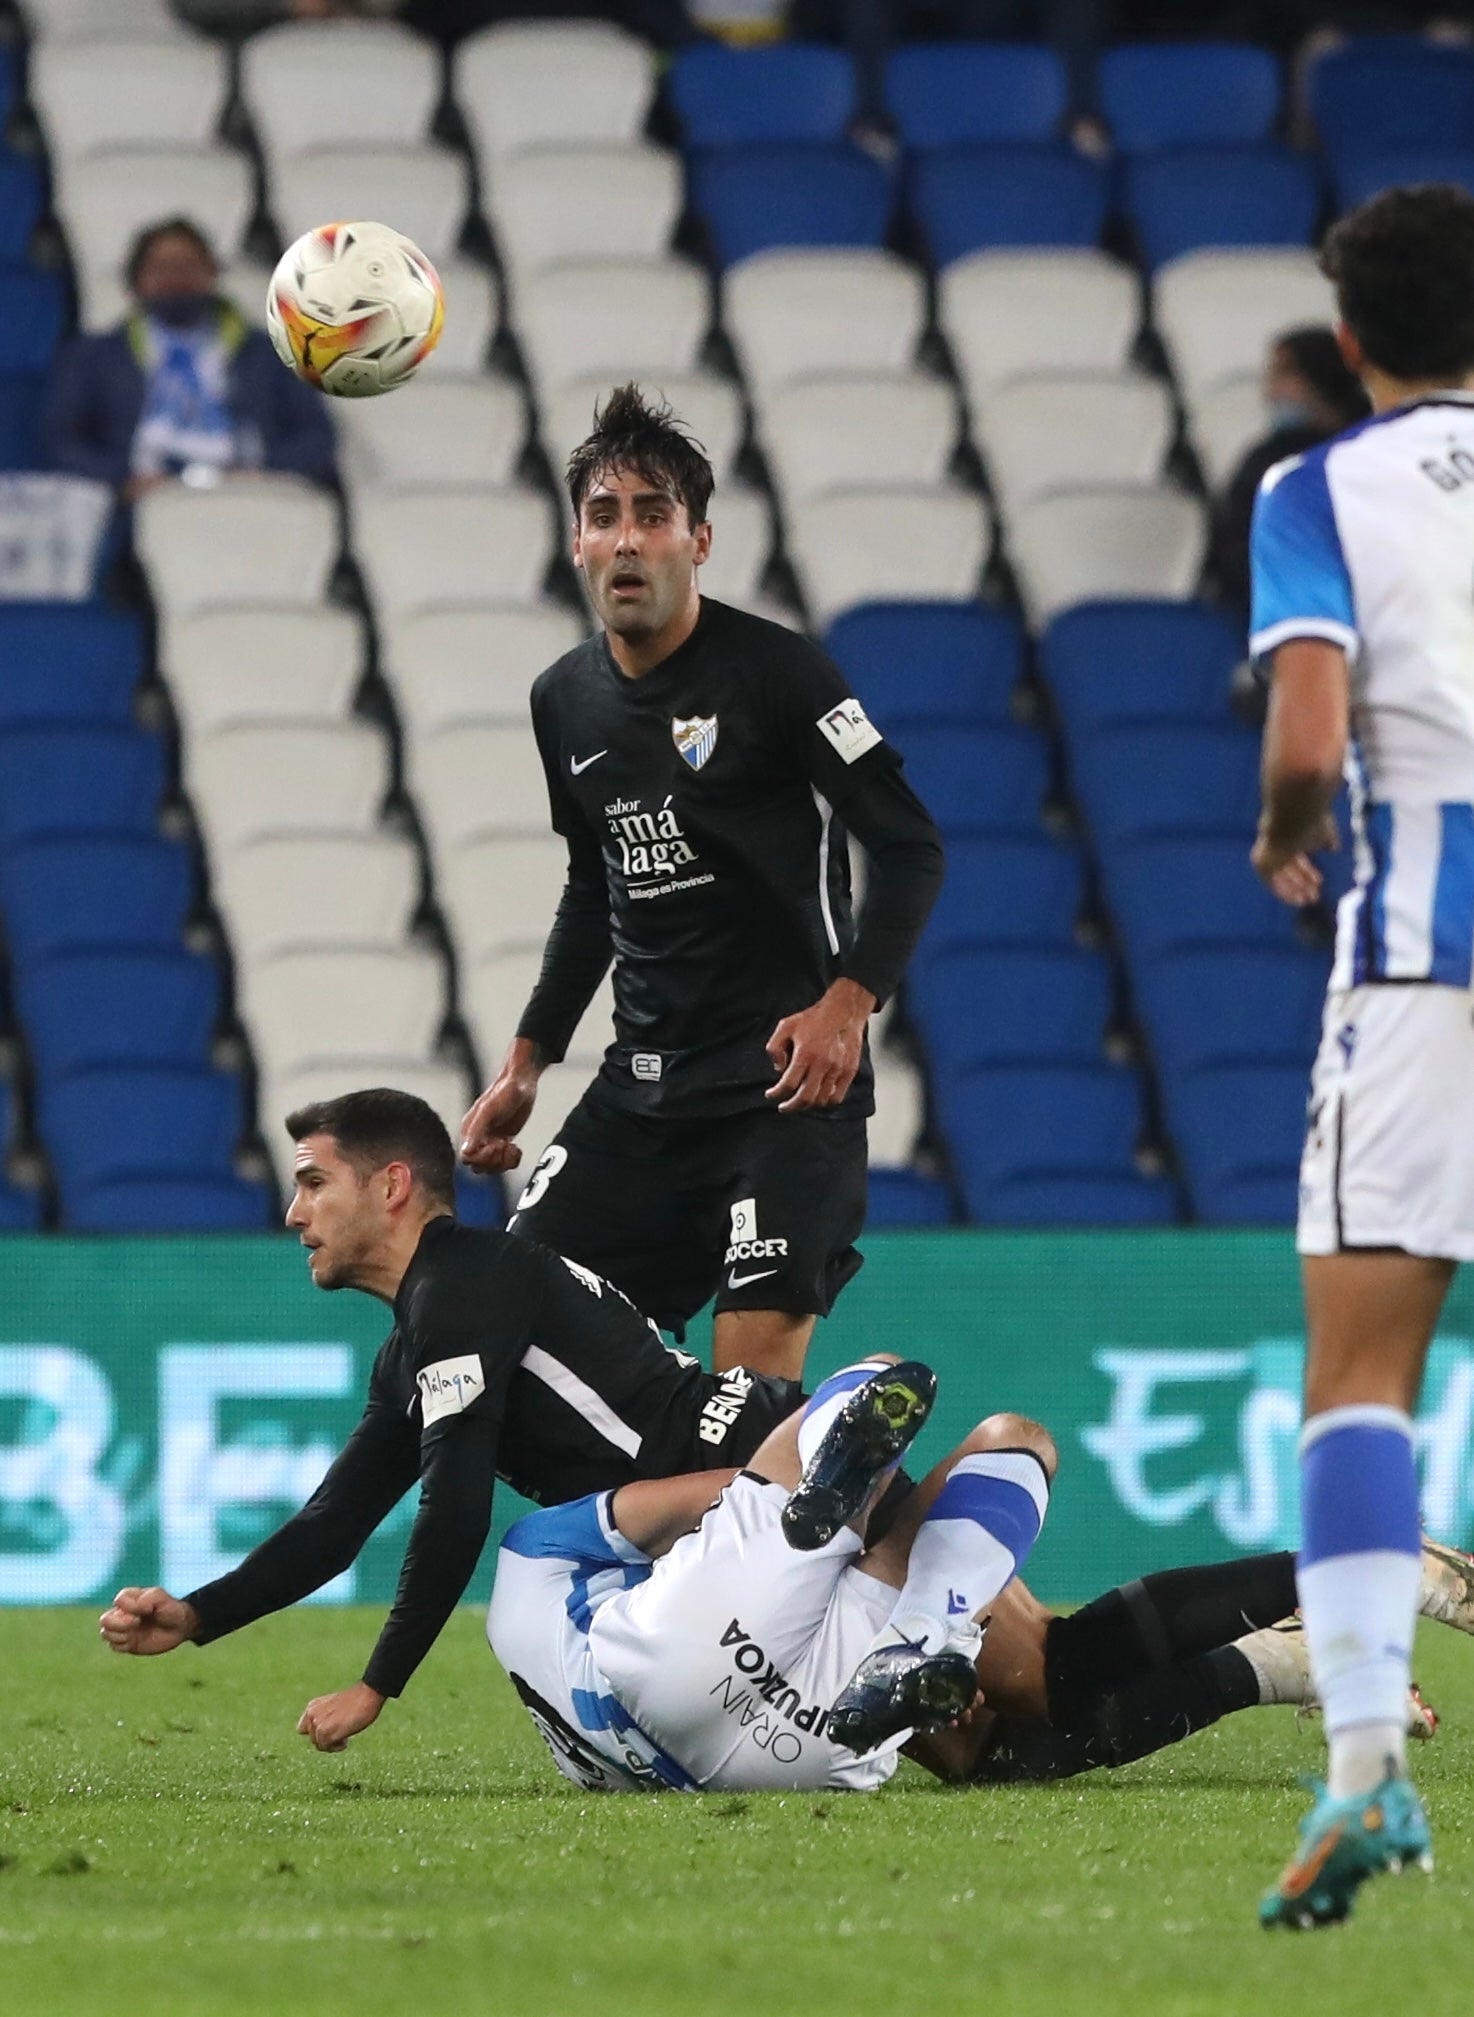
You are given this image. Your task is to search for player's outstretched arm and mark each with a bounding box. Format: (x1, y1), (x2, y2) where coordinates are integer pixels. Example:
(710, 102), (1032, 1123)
(460, 1036), (546, 1173)
(297, 1682), (385, 1753)
(99, 1588), (199, 1656)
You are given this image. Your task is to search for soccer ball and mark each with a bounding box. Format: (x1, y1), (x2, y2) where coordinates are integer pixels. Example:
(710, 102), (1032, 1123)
(266, 220), (445, 398)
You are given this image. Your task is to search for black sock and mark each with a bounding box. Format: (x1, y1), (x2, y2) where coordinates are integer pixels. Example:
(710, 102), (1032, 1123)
(976, 1646), (1261, 1783)
(1045, 1552), (1298, 1722)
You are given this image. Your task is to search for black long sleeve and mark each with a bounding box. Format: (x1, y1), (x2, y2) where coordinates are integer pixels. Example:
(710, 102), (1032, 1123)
(836, 763), (946, 1007)
(515, 818), (612, 1062)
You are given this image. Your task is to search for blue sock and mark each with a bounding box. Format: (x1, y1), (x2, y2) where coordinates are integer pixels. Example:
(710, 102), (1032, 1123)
(896, 1450), (1051, 1637)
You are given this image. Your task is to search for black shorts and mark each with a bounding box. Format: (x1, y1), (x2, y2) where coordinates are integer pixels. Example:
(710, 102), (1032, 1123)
(506, 1087), (868, 1334)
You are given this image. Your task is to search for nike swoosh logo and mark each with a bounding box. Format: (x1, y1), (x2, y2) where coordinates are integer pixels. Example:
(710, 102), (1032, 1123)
(570, 750), (608, 775)
(727, 1267), (779, 1290)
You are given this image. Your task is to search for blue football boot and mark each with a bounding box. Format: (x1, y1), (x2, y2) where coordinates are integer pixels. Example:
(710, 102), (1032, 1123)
(826, 1616), (984, 1755)
(1260, 1775), (1433, 1930)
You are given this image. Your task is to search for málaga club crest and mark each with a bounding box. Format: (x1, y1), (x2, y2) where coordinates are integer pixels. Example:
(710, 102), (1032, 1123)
(672, 715), (718, 771)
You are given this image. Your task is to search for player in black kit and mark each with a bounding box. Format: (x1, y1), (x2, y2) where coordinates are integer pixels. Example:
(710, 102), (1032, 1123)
(459, 386), (944, 1382)
(99, 1090), (804, 1751)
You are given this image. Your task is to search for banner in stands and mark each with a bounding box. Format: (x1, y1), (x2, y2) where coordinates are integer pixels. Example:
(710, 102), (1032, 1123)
(5, 1231), (1474, 1608)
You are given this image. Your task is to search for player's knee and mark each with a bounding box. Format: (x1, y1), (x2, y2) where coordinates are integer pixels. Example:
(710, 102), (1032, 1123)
(967, 1412), (1058, 1481)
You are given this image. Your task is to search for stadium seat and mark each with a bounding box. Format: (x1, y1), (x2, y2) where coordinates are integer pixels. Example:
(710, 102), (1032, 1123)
(724, 249), (925, 402)
(1310, 35), (1474, 165)
(1099, 42), (1283, 151)
(1071, 722), (1261, 849)
(0, 1181), (42, 1230)
(24, 0), (175, 38)
(1041, 600), (1242, 738)
(259, 1060), (472, 1191)
(36, 1065), (244, 1190)
(899, 723), (1051, 835)
(865, 1169), (954, 1226)
(786, 489), (991, 628)
(335, 378), (526, 496)
(213, 834), (421, 961)
(454, 21), (656, 163)
(135, 479), (339, 619)
(542, 374), (743, 490)
(1164, 1061), (1309, 1225)
(60, 145), (254, 329)
(352, 486), (559, 620)
(31, 33), (228, 161)
(1008, 488), (1207, 624)
(1152, 250), (1334, 403)
(885, 44), (1067, 148)
(938, 250), (1139, 408)
(760, 376), (958, 508)
(0, 372), (43, 468)
(16, 950), (219, 1075)
(436, 835), (568, 961)
(516, 259), (709, 398)
(0, 157), (43, 262)
(408, 724), (551, 851)
(688, 485), (772, 610)
(1134, 945), (1327, 1077)
(0, 834), (193, 959)
(455, 1168), (506, 1230)
(916, 833), (1084, 957)
(911, 146), (1109, 266)
(976, 375), (1174, 518)
(0, 724), (163, 843)
(186, 721), (389, 850)
(825, 601), (1024, 732)
(61, 1174), (273, 1231)
(0, 267), (67, 374)
(1102, 836), (1301, 958)
(692, 144), (893, 267)
(670, 43), (855, 147)
(380, 604), (585, 735)
(962, 1169), (1179, 1226)
(1333, 146), (1474, 212)
(869, 1053), (925, 1166)
(0, 605), (143, 724)
(160, 607), (367, 740)
(269, 148), (470, 269)
(486, 144), (682, 284)
(462, 955), (614, 1090)
(240, 20), (441, 161)
(418, 258), (500, 376)
(940, 1061), (1144, 1187)
(239, 947), (447, 1078)
(1123, 146), (1321, 271)
(1187, 375), (1265, 489)
(911, 945), (1113, 1077)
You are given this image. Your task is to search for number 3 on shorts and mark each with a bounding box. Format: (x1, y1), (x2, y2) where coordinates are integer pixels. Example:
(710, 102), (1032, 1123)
(517, 1143), (568, 1212)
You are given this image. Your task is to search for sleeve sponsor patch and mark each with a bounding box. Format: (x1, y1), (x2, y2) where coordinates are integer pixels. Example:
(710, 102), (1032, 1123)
(417, 1354), (486, 1428)
(816, 698), (883, 765)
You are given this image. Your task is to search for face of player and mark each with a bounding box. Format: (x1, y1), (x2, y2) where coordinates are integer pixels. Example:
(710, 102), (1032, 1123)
(284, 1133), (394, 1292)
(573, 466), (711, 647)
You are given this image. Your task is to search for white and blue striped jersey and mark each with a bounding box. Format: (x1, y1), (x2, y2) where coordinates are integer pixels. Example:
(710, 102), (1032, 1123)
(1250, 394), (1474, 989)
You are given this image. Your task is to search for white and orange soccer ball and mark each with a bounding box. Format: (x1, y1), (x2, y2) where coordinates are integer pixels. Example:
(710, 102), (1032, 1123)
(266, 220), (444, 398)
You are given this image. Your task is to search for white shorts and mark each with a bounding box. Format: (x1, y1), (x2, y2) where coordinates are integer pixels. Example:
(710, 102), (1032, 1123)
(1298, 983), (1474, 1262)
(487, 1476), (906, 1795)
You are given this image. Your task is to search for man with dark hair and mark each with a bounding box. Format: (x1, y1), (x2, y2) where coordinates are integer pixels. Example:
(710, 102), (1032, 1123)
(1248, 182), (1474, 1927)
(459, 385), (945, 1382)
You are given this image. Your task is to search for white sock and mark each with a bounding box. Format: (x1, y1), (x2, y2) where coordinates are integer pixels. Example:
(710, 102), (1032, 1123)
(893, 1450), (1050, 1648)
(795, 1360), (893, 1471)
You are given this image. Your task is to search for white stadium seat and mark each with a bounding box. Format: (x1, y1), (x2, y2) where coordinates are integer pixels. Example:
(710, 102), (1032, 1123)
(760, 375), (959, 508)
(437, 835), (568, 961)
(259, 1060), (472, 1189)
(455, 21), (655, 163)
(31, 35), (228, 161)
(269, 147), (470, 269)
(516, 259), (710, 399)
(239, 947), (448, 1076)
(20, 0), (175, 38)
(724, 250), (926, 404)
(488, 144), (683, 286)
(214, 833), (421, 961)
(541, 373), (745, 489)
(334, 377), (527, 494)
(60, 145), (254, 329)
(187, 721), (390, 850)
(694, 486), (771, 610)
(135, 479), (340, 620)
(417, 257), (500, 376)
(1153, 249), (1335, 403)
(241, 21), (441, 161)
(462, 950), (614, 1079)
(1190, 375), (1268, 491)
(161, 607), (367, 738)
(1007, 485), (1208, 625)
(869, 1058), (924, 1168)
(939, 251), (1140, 409)
(977, 375), (1175, 517)
(787, 488), (992, 628)
(219, 258), (274, 330)
(380, 604), (585, 734)
(408, 724), (550, 852)
(353, 487), (558, 621)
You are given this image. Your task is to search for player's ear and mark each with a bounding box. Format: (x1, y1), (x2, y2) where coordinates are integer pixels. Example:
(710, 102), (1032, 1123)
(381, 1159), (416, 1213)
(692, 518), (712, 566)
(571, 519), (585, 571)
(1334, 320), (1365, 380)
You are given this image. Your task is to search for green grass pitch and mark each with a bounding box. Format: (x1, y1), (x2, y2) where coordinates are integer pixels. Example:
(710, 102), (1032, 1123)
(3, 1609), (1473, 2017)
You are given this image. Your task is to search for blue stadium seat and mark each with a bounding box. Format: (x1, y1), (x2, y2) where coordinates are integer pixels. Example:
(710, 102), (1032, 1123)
(1070, 722), (1261, 849)
(0, 606), (144, 724)
(0, 159), (42, 262)
(0, 1181), (41, 1229)
(0, 49), (14, 135)
(1164, 1061), (1309, 1225)
(885, 44), (1067, 148)
(1333, 146), (1474, 213)
(865, 1168), (954, 1226)
(825, 602), (1024, 732)
(1099, 42), (1283, 151)
(1134, 945), (1327, 1077)
(63, 1174), (273, 1232)
(941, 1060), (1145, 1196)
(911, 945), (1112, 1077)
(1041, 601), (1241, 739)
(962, 1169), (1179, 1226)
(0, 725), (165, 842)
(456, 1168), (507, 1230)
(912, 145), (1108, 265)
(1311, 36), (1474, 164)
(16, 951), (219, 1075)
(1104, 837), (1302, 958)
(902, 723), (1052, 834)
(671, 44), (855, 147)
(0, 835), (194, 959)
(693, 144), (893, 264)
(0, 371), (43, 467)
(0, 267), (67, 373)
(1123, 146), (1321, 271)
(917, 833), (1085, 957)
(36, 1065), (244, 1191)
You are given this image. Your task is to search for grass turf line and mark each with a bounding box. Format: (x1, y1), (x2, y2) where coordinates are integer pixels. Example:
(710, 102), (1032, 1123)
(3, 1609), (1473, 2017)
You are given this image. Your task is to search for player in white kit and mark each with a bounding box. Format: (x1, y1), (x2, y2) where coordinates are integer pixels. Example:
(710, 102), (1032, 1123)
(1249, 184), (1474, 1928)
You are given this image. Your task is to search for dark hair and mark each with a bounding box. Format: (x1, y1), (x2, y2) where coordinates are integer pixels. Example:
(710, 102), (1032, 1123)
(126, 216), (218, 290)
(565, 382), (715, 527)
(285, 1088), (456, 1209)
(1274, 324), (1370, 427)
(1320, 184), (1474, 382)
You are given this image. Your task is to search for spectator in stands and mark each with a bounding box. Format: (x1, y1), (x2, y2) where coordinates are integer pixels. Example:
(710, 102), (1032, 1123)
(1213, 325), (1368, 612)
(42, 217), (337, 504)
